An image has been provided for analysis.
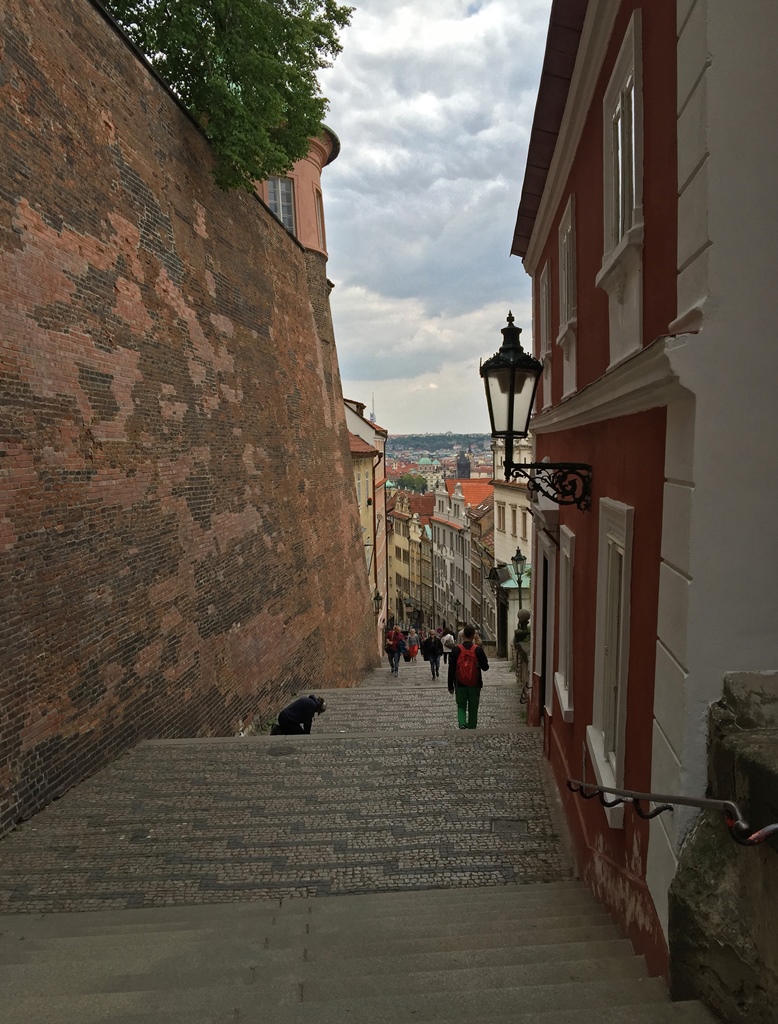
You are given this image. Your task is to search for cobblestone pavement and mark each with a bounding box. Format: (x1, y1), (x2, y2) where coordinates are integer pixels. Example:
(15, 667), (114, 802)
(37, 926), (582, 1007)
(315, 648), (525, 733)
(0, 657), (570, 914)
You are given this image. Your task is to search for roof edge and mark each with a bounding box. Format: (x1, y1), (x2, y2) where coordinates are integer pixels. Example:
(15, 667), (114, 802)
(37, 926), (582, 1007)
(511, 0), (589, 259)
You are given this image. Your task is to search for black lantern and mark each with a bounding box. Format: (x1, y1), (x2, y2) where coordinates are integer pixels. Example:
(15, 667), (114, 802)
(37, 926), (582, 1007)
(511, 546), (527, 580)
(480, 313), (593, 511)
(512, 546), (527, 611)
(373, 590), (383, 616)
(480, 312), (542, 444)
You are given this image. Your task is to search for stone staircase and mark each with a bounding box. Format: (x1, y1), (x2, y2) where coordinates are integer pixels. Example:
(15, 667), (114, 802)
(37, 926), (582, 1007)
(0, 881), (717, 1023)
(0, 658), (720, 1022)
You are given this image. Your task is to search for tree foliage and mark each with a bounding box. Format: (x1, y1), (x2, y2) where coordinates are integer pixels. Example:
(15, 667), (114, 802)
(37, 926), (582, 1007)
(396, 474), (428, 494)
(106, 0), (352, 190)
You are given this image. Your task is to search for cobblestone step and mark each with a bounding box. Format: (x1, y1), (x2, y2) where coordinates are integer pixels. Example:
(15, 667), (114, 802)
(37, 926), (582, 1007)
(268, 920), (623, 956)
(262, 908), (613, 942)
(0, 953), (649, 1001)
(0, 976), (673, 1024)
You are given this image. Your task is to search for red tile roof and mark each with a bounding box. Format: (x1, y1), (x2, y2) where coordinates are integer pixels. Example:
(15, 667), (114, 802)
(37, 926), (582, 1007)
(445, 480), (494, 508)
(408, 493), (435, 517)
(348, 431), (378, 456)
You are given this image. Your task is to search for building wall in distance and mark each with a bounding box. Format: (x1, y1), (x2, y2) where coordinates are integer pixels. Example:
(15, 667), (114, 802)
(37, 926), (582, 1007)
(0, 0), (376, 836)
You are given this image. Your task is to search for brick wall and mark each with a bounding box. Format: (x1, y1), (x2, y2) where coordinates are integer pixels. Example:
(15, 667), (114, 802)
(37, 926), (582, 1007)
(0, 0), (378, 836)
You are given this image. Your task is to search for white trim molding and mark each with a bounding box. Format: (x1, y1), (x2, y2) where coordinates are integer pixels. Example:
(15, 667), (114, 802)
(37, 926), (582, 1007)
(587, 497), (634, 829)
(534, 524), (558, 721)
(529, 334), (691, 436)
(538, 262), (552, 409)
(554, 526), (575, 722)
(557, 194), (578, 399)
(598, 10), (644, 368)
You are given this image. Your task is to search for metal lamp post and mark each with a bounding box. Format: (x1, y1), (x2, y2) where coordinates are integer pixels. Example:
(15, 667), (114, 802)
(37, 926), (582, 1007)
(480, 313), (592, 510)
(511, 546), (527, 610)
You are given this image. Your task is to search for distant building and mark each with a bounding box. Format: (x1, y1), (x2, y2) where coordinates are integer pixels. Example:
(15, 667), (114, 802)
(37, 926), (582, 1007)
(456, 450), (471, 479)
(430, 479), (494, 630)
(344, 399), (389, 653)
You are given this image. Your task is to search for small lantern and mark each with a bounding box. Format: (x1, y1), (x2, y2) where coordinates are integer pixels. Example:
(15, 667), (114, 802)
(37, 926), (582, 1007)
(373, 590), (383, 616)
(511, 546), (527, 581)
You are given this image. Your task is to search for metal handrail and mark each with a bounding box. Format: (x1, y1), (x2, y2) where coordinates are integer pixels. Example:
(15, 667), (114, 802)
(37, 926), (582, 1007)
(566, 778), (778, 847)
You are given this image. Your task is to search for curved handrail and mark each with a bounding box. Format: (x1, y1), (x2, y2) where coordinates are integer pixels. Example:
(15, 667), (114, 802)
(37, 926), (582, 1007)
(566, 779), (778, 847)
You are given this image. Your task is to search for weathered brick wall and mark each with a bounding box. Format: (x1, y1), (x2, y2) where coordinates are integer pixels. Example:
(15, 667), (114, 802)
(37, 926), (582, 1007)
(0, 0), (378, 835)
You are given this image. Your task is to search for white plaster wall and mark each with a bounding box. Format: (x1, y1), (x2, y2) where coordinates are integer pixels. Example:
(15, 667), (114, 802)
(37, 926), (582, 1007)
(649, 0), (778, 932)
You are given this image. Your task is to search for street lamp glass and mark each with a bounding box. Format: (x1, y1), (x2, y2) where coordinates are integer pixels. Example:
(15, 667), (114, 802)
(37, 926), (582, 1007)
(512, 547), (527, 579)
(480, 313), (543, 441)
(483, 366), (540, 439)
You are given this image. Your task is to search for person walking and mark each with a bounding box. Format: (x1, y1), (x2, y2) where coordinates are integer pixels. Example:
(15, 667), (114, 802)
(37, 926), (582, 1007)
(386, 625), (405, 675)
(447, 624), (489, 729)
(407, 628), (419, 662)
(274, 694), (327, 735)
(422, 630), (443, 679)
(441, 629), (456, 665)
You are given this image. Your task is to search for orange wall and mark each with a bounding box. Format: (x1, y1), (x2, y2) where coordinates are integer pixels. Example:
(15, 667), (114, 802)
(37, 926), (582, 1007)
(256, 132), (336, 256)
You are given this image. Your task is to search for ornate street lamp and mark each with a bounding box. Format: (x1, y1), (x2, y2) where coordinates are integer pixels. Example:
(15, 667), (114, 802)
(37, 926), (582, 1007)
(480, 313), (592, 510)
(373, 590), (383, 616)
(511, 546), (527, 610)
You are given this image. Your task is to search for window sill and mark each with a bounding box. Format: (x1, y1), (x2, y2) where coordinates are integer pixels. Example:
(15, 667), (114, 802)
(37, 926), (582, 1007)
(556, 318), (577, 351)
(595, 220), (644, 304)
(585, 725), (624, 828)
(554, 672), (574, 723)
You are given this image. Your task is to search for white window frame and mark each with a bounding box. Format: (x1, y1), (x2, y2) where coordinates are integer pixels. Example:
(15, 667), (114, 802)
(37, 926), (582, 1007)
(538, 262), (552, 409)
(532, 528), (556, 712)
(557, 194), (577, 398)
(267, 176), (296, 234)
(554, 526), (575, 723)
(601, 13), (643, 262)
(587, 498), (634, 829)
(595, 11), (644, 367)
(314, 188), (326, 250)
(496, 503), (506, 534)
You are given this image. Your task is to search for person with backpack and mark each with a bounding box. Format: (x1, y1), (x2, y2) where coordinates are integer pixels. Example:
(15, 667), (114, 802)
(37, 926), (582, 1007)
(447, 624), (489, 729)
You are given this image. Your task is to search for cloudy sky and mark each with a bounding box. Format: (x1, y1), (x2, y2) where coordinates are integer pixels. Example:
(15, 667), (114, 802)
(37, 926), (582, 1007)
(318, 0), (553, 434)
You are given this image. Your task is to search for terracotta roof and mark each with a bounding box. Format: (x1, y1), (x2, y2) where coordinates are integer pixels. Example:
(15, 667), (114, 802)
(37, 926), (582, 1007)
(408, 493), (435, 517)
(468, 494), (494, 522)
(348, 431), (378, 456)
(430, 515), (466, 531)
(444, 480), (494, 508)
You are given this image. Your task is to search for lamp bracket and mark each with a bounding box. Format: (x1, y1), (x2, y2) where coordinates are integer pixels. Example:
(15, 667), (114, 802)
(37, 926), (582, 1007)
(507, 462), (592, 511)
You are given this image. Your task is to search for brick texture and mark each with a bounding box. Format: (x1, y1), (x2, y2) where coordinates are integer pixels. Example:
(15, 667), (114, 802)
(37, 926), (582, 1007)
(0, 0), (378, 836)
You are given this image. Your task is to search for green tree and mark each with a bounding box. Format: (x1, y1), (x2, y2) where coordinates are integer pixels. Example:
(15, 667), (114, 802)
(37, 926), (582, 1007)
(396, 474), (427, 494)
(106, 0), (352, 190)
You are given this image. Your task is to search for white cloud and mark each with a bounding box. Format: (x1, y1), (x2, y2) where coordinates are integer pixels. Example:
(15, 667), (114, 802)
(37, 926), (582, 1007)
(319, 0), (552, 433)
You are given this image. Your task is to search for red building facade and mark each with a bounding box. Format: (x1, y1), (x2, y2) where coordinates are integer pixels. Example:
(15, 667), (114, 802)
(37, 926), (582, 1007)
(514, 0), (680, 973)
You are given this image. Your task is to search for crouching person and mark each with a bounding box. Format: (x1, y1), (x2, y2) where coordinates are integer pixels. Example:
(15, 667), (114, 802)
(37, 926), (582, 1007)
(272, 694), (327, 735)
